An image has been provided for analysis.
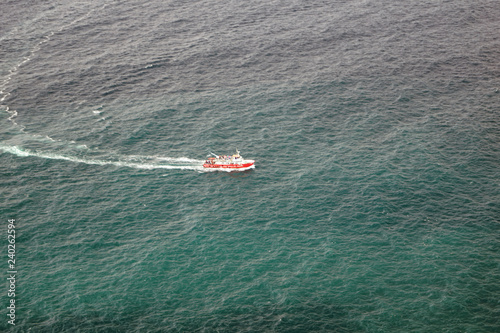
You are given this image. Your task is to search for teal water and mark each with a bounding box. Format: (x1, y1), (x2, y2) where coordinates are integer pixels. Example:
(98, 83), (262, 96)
(1, 1), (500, 331)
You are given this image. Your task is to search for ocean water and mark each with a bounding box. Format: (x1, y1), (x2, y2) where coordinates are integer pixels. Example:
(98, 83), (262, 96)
(1, 0), (500, 331)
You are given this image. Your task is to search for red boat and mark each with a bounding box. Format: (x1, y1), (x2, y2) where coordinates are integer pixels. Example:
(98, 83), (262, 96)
(203, 150), (255, 170)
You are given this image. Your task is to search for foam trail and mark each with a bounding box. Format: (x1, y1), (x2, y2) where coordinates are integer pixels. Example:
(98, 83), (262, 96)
(127, 155), (203, 164)
(0, 146), (206, 172)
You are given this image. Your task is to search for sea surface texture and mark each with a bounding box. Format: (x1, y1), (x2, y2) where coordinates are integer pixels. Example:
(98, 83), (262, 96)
(1, 0), (500, 332)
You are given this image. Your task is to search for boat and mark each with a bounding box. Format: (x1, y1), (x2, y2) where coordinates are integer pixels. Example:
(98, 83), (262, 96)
(203, 149), (255, 170)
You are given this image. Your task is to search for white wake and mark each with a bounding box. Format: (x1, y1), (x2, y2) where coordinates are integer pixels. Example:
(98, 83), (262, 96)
(0, 145), (206, 172)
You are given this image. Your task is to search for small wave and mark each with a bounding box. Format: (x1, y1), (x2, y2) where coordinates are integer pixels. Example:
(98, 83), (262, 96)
(1, 4), (109, 138)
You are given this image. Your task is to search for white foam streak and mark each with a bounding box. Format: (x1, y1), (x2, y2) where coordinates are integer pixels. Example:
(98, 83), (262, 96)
(145, 156), (203, 163)
(0, 146), (205, 171)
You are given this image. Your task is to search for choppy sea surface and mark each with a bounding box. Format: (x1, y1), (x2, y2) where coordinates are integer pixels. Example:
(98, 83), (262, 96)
(1, 1), (500, 331)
